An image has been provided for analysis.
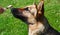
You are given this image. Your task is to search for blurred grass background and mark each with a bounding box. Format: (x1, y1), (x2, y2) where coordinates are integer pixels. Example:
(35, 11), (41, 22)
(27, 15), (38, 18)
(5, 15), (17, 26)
(0, 0), (60, 35)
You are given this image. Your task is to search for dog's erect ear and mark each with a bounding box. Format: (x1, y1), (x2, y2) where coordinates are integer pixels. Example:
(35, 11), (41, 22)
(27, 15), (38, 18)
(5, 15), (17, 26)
(36, 0), (44, 20)
(37, 0), (44, 16)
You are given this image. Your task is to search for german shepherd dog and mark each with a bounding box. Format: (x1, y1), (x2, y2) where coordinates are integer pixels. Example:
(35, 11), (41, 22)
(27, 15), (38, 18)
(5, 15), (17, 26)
(7, 0), (60, 35)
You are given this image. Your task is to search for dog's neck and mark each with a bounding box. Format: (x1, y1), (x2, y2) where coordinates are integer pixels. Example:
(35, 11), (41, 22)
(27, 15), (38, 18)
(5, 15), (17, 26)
(28, 17), (45, 35)
(28, 16), (50, 35)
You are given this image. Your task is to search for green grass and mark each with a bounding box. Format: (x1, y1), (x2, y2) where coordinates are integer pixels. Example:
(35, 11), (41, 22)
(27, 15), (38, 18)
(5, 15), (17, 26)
(0, 0), (60, 35)
(45, 0), (60, 31)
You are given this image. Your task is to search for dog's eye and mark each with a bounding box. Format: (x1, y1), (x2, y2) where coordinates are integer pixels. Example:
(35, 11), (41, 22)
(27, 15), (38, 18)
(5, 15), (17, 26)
(24, 7), (29, 11)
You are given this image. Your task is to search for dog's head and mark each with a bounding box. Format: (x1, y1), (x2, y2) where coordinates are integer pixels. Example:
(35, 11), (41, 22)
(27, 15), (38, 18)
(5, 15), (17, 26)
(9, 0), (44, 23)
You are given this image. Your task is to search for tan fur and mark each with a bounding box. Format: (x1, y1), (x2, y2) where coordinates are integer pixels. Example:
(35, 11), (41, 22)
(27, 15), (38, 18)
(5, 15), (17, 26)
(29, 22), (45, 35)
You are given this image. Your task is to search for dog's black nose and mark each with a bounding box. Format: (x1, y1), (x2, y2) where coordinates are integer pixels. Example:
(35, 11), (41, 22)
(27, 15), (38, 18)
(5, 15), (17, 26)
(11, 8), (19, 15)
(11, 8), (18, 12)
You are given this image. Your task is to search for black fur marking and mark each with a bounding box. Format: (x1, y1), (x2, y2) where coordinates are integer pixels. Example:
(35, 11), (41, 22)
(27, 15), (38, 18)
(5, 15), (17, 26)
(11, 8), (28, 21)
